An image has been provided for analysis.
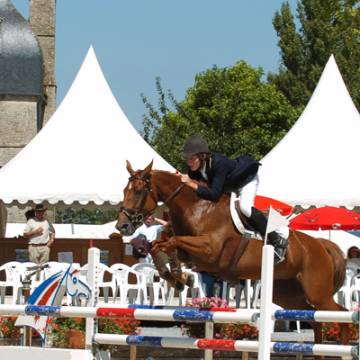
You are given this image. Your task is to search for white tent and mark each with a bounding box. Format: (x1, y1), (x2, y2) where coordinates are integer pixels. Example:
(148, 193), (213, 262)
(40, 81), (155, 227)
(6, 220), (119, 239)
(0, 46), (174, 206)
(257, 55), (360, 208)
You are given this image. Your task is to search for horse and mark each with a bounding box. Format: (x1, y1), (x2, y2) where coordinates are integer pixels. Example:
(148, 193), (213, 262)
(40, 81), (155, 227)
(116, 160), (348, 347)
(15, 264), (91, 342)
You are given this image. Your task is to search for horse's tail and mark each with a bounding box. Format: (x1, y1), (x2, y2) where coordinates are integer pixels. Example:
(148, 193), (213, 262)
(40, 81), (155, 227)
(321, 239), (346, 294)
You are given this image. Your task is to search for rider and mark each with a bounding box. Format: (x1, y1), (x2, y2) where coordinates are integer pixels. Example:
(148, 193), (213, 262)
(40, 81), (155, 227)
(178, 134), (288, 264)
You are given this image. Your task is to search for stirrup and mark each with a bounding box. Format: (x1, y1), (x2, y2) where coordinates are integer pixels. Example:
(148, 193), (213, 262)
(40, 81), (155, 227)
(274, 244), (287, 265)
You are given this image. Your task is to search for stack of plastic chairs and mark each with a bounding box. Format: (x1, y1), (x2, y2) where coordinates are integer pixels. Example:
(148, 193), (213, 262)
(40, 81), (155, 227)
(0, 261), (23, 304)
(131, 263), (166, 305)
(335, 268), (354, 310)
(178, 267), (206, 306)
(81, 263), (116, 303)
(110, 263), (144, 304)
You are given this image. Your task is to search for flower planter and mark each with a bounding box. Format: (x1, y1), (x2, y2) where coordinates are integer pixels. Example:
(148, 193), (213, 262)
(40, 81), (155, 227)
(67, 329), (85, 349)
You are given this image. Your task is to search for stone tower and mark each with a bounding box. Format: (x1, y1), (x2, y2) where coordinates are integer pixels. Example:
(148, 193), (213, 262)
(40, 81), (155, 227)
(0, 0), (56, 224)
(29, 0), (57, 126)
(0, 0), (44, 167)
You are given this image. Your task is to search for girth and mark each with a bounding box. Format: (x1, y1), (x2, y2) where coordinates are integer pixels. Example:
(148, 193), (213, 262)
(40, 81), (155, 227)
(226, 236), (250, 281)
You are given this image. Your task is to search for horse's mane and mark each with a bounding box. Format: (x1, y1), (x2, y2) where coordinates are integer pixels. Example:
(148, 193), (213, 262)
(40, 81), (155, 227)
(151, 169), (230, 206)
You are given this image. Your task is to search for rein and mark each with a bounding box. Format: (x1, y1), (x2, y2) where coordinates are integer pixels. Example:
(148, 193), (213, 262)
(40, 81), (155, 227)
(121, 174), (185, 228)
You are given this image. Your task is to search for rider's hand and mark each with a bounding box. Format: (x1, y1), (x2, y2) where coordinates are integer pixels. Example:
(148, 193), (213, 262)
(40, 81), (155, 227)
(178, 173), (198, 190)
(180, 174), (191, 184)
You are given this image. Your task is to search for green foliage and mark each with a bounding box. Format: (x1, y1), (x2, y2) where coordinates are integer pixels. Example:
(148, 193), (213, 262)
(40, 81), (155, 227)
(270, 0), (360, 110)
(142, 62), (299, 170)
(0, 316), (20, 339)
(55, 208), (118, 225)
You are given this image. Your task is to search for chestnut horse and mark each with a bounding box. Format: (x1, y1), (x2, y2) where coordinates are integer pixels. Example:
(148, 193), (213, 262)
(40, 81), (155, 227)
(117, 161), (347, 345)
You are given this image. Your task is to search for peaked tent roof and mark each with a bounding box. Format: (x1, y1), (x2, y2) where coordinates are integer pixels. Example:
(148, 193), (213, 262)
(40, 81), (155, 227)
(0, 46), (174, 206)
(257, 55), (360, 208)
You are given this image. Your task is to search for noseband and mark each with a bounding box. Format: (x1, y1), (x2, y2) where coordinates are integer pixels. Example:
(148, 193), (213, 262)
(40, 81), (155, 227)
(120, 173), (185, 229)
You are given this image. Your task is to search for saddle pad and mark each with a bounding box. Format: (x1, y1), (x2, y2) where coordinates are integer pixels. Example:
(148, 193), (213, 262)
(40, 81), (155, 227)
(230, 192), (263, 240)
(230, 193), (290, 243)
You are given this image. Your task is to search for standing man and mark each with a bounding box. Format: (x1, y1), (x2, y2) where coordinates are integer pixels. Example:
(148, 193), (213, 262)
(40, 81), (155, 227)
(23, 204), (55, 265)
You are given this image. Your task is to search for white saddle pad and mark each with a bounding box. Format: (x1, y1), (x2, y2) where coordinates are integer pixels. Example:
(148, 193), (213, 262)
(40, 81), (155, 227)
(230, 192), (262, 240)
(230, 193), (290, 242)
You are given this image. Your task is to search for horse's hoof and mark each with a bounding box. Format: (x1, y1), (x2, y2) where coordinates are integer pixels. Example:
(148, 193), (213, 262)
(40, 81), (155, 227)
(175, 281), (185, 291)
(185, 273), (195, 288)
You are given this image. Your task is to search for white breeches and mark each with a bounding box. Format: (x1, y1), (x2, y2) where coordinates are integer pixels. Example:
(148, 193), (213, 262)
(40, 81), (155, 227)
(236, 175), (259, 218)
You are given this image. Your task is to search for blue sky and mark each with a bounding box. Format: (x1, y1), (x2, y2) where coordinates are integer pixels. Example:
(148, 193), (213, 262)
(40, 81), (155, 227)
(13, 0), (297, 130)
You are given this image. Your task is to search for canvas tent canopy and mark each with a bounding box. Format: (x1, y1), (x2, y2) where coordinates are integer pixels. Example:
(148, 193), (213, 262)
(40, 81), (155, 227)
(0, 46), (174, 208)
(257, 55), (360, 208)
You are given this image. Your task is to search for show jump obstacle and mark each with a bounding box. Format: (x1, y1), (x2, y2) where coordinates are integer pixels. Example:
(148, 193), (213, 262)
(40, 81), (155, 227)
(0, 247), (359, 360)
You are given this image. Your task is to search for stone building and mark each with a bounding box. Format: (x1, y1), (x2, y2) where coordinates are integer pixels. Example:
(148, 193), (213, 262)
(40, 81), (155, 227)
(0, 0), (56, 224)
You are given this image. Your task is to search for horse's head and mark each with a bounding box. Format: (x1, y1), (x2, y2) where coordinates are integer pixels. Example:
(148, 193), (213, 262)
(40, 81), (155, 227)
(116, 160), (158, 235)
(66, 268), (92, 304)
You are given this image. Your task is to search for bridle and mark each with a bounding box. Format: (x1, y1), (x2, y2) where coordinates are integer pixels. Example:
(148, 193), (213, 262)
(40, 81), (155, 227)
(120, 173), (185, 229)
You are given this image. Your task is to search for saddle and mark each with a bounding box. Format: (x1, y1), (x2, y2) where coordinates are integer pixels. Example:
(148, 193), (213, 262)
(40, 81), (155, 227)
(230, 192), (262, 240)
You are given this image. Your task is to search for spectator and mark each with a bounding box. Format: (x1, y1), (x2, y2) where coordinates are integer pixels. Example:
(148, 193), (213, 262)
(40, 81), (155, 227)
(25, 209), (35, 221)
(347, 246), (360, 259)
(346, 246), (360, 275)
(23, 204), (55, 265)
(123, 214), (168, 264)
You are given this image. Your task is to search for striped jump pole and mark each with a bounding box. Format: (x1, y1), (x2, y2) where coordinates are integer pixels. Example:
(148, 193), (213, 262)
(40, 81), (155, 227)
(93, 334), (358, 358)
(0, 304), (358, 323)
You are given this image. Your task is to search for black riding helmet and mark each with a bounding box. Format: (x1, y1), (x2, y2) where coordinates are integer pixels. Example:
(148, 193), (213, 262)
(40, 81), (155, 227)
(183, 135), (210, 157)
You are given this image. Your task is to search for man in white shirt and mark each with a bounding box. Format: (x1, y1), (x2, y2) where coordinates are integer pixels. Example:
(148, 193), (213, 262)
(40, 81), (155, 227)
(123, 214), (168, 263)
(23, 204), (55, 265)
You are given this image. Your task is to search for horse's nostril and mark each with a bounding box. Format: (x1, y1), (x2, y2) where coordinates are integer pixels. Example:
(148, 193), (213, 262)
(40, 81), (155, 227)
(116, 222), (130, 233)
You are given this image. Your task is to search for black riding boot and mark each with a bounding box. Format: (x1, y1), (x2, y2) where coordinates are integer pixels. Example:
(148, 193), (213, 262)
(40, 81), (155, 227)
(244, 207), (267, 238)
(267, 231), (288, 264)
(245, 207), (288, 264)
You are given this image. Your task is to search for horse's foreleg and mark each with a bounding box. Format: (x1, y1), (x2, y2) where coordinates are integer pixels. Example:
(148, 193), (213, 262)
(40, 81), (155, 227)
(153, 234), (215, 263)
(152, 234), (215, 287)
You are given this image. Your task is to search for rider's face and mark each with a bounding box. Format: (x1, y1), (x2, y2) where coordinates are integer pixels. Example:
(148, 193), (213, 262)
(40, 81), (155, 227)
(186, 155), (201, 171)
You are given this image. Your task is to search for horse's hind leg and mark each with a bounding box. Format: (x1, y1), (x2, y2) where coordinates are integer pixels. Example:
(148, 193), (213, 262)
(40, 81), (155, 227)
(297, 265), (350, 347)
(274, 280), (326, 360)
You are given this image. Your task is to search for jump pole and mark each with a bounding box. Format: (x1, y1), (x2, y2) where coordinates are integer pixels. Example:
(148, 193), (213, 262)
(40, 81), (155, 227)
(86, 247), (100, 350)
(257, 244), (274, 360)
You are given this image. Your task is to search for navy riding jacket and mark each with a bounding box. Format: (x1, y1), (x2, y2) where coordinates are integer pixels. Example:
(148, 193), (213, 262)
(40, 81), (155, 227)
(188, 152), (260, 202)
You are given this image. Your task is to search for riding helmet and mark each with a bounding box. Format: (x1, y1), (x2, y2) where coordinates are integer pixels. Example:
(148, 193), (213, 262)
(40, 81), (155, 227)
(183, 135), (210, 156)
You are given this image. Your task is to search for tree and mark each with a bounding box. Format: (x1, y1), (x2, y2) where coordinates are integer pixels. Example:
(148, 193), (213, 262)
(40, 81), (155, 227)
(270, 0), (360, 110)
(142, 61), (299, 170)
(55, 208), (118, 224)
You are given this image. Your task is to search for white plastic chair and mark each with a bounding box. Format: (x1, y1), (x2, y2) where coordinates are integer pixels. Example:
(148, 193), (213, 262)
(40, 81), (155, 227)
(222, 280), (253, 308)
(110, 263), (144, 304)
(131, 263), (166, 305)
(179, 268), (206, 306)
(250, 280), (261, 308)
(335, 268), (354, 310)
(349, 273), (360, 309)
(0, 261), (23, 304)
(81, 263), (116, 303)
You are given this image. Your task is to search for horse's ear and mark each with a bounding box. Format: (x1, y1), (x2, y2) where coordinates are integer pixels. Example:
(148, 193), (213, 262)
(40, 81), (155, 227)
(126, 160), (135, 176)
(143, 160), (153, 177)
